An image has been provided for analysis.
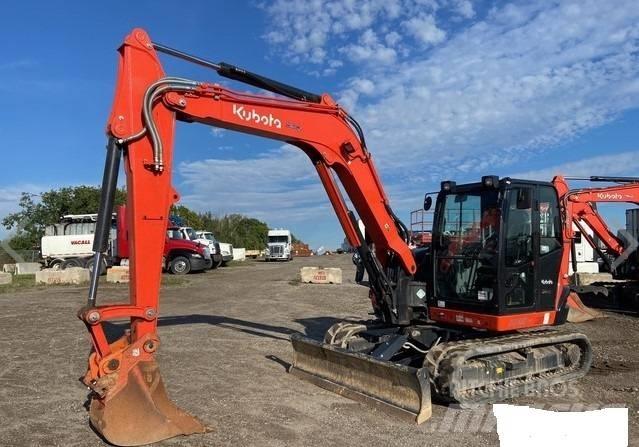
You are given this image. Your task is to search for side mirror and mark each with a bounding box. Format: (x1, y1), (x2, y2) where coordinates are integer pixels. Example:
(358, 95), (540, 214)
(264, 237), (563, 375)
(423, 195), (433, 211)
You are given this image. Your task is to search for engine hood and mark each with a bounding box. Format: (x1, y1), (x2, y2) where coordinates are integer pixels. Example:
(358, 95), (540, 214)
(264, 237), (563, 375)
(166, 238), (205, 254)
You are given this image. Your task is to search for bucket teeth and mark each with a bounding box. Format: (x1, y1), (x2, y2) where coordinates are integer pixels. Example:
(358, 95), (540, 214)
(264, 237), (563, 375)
(89, 360), (208, 446)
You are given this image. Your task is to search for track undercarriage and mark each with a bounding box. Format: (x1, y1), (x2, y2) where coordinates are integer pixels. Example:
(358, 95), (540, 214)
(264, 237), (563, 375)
(290, 321), (592, 422)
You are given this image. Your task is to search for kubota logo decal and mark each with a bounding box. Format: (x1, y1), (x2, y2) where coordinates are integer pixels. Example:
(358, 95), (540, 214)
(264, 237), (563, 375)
(597, 192), (623, 200)
(232, 104), (282, 129)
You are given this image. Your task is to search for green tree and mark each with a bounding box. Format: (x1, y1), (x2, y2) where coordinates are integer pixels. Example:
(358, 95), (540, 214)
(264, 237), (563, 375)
(195, 212), (270, 250)
(2, 186), (126, 250)
(2, 186), (304, 253)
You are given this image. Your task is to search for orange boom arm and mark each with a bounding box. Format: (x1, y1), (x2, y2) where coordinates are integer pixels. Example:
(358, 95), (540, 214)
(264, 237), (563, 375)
(78, 28), (415, 445)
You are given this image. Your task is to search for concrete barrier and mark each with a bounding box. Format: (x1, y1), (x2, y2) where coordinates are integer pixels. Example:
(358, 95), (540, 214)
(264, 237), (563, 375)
(574, 272), (616, 286)
(300, 267), (343, 284)
(35, 267), (89, 285)
(107, 266), (130, 283)
(233, 248), (246, 261)
(2, 264), (16, 274)
(0, 272), (12, 285)
(15, 262), (42, 274)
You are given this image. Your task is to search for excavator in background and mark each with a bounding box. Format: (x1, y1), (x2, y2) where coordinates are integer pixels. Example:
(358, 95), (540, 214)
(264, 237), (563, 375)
(80, 29), (631, 445)
(554, 176), (639, 319)
(554, 176), (639, 280)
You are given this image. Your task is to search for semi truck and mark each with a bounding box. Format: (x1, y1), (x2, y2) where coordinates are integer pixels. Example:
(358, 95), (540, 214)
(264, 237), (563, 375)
(169, 227), (223, 268)
(265, 229), (292, 261)
(172, 227), (230, 267)
(194, 231), (233, 266)
(41, 206), (211, 275)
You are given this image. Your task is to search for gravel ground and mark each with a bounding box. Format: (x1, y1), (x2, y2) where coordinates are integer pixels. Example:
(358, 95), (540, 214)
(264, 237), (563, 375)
(0, 255), (637, 446)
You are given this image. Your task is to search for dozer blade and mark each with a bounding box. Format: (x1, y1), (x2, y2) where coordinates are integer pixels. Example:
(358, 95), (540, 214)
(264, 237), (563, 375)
(289, 333), (432, 424)
(567, 292), (605, 323)
(89, 360), (207, 446)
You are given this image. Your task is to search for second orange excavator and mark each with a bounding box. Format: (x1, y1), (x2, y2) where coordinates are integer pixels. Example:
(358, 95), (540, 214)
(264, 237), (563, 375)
(78, 29), (637, 445)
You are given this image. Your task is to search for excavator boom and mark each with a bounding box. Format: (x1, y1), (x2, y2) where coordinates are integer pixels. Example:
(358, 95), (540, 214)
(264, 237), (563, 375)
(80, 28), (417, 445)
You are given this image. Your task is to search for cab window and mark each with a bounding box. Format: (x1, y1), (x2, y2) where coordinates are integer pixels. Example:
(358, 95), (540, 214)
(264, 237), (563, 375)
(538, 186), (562, 255)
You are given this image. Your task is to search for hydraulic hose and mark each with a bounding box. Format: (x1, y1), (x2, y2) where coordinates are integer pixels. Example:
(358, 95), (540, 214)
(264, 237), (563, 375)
(141, 77), (199, 171)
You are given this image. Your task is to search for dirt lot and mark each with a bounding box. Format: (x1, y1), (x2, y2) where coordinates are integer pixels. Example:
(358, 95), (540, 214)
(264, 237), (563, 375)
(0, 255), (637, 446)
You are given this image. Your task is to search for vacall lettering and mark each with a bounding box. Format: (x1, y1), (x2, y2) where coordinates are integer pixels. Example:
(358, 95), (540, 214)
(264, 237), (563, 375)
(71, 240), (92, 245)
(232, 104), (282, 129)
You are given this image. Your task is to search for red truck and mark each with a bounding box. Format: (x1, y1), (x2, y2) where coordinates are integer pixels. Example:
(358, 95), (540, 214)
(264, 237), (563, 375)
(41, 205), (210, 275)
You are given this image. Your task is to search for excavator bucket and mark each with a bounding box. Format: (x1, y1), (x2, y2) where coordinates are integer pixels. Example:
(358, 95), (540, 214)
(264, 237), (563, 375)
(567, 292), (605, 323)
(89, 360), (207, 446)
(289, 334), (432, 424)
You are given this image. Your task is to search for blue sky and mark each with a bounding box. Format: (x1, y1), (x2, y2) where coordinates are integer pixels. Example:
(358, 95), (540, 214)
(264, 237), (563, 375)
(1, 0), (638, 249)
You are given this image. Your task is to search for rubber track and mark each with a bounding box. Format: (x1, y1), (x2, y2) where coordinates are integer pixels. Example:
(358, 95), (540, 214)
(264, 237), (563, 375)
(424, 330), (592, 406)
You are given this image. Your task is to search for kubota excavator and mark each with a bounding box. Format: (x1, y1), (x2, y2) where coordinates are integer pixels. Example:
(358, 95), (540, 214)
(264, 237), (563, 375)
(554, 175), (639, 320)
(80, 29), (632, 445)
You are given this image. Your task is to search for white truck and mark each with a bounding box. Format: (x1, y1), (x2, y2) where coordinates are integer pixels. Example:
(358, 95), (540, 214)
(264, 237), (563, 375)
(170, 228), (232, 267)
(40, 213), (116, 272)
(194, 231), (234, 266)
(265, 229), (293, 261)
(41, 208), (213, 275)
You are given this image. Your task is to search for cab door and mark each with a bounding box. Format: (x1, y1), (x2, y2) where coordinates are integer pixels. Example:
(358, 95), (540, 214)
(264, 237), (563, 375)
(536, 185), (563, 310)
(499, 185), (537, 313)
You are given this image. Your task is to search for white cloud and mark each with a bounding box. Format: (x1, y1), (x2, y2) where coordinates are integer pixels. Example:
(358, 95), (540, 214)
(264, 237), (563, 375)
(453, 0), (475, 19)
(261, 0), (639, 183)
(336, 0), (639, 179)
(403, 14), (447, 46)
(385, 31), (402, 47)
(262, 0), (639, 179)
(177, 145), (330, 225)
(511, 151), (639, 181)
(210, 128), (226, 138)
(339, 29), (398, 65)
(261, 0), (471, 67)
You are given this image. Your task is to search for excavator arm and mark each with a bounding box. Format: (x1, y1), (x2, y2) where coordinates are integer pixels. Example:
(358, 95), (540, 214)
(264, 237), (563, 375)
(79, 28), (416, 445)
(554, 175), (639, 275)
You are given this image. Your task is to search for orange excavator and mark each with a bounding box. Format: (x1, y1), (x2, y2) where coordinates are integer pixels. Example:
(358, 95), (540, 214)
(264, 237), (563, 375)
(79, 29), (635, 445)
(554, 176), (639, 320)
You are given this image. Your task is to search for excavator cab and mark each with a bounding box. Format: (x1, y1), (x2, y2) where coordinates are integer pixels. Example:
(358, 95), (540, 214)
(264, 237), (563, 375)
(428, 176), (567, 327)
